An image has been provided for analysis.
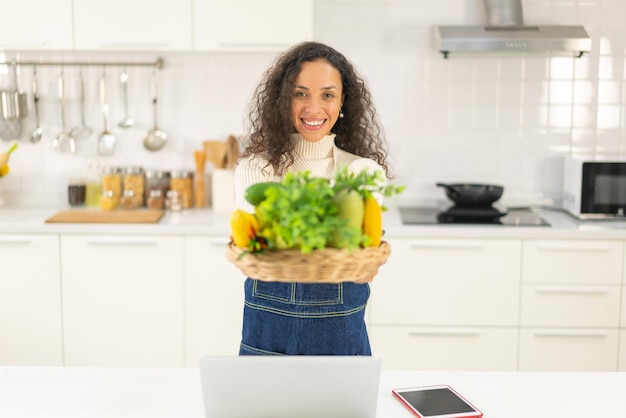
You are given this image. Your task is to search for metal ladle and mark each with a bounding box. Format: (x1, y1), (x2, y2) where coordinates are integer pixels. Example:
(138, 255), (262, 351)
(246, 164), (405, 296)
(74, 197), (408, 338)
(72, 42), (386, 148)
(29, 64), (43, 143)
(118, 69), (134, 128)
(52, 70), (75, 153)
(143, 68), (167, 151)
(70, 66), (92, 140)
(97, 71), (116, 156)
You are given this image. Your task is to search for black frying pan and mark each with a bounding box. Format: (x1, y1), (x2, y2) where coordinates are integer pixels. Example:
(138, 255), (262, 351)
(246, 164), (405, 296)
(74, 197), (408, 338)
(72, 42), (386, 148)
(436, 182), (504, 207)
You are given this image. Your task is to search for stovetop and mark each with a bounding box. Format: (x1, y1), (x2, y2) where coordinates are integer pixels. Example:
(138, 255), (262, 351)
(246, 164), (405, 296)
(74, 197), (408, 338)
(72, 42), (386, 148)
(399, 205), (550, 226)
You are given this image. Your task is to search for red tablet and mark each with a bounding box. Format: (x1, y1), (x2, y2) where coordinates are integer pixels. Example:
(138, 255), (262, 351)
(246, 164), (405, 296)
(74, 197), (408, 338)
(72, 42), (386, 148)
(392, 385), (483, 418)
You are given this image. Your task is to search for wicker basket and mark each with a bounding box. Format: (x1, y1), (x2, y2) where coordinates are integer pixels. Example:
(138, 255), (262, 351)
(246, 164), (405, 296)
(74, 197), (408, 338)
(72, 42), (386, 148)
(226, 241), (391, 283)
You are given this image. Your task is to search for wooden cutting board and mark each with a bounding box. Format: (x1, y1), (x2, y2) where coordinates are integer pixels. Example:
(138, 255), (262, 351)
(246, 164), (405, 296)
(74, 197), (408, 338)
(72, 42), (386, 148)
(45, 209), (164, 224)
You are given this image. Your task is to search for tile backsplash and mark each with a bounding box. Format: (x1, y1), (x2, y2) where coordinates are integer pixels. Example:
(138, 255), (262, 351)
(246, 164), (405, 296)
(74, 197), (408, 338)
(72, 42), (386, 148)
(1, 0), (624, 208)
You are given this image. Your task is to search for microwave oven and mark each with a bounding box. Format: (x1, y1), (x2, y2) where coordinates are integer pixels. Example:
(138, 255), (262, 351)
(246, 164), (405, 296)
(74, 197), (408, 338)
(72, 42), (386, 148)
(563, 155), (626, 219)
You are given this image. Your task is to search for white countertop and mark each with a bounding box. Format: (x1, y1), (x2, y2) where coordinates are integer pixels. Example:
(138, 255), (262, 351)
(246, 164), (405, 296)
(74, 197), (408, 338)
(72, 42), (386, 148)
(1, 366), (624, 418)
(3, 202), (626, 238)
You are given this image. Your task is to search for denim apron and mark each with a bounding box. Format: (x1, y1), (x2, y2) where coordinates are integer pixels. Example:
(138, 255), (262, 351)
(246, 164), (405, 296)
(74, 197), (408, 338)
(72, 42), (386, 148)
(239, 278), (372, 355)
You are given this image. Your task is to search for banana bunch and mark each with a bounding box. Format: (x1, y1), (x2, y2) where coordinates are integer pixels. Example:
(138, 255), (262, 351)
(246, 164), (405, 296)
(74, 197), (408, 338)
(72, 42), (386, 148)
(229, 168), (404, 254)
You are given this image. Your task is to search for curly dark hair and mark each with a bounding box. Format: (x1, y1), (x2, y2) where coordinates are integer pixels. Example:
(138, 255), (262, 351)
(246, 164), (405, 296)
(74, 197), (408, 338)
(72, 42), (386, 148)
(241, 41), (391, 177)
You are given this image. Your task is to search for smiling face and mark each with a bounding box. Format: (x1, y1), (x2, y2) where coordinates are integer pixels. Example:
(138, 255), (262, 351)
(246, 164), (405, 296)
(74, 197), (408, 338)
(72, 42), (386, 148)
(291, 59), (344, 142)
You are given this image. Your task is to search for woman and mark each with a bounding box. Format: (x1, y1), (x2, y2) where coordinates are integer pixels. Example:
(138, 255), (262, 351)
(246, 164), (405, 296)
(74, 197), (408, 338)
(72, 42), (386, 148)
(234, 41), (392, 356)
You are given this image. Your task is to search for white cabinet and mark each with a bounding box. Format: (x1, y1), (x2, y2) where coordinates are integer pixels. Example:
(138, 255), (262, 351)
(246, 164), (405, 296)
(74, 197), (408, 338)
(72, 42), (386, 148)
(60, 235), (184, 367)
(0, 0), (73, 50)
(519, 239), (623, 371)
(369, 238), (521, 326)
(369, 325), (518, 371)
(368, 237), (521, 370)
(194, 0), (313, 51)
(73, 0), (192, 50)
(0, 234), (62, 366)
(184, 236), (244, 366)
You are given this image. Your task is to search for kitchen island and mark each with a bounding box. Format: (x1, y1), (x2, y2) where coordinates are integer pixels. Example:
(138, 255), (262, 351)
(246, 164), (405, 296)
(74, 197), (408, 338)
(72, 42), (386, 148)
(0, 365), (624, 418)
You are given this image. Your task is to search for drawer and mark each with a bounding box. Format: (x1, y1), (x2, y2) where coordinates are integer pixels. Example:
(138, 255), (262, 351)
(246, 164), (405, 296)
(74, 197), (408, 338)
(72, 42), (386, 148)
(520, 284), (621, 327)
(519, 328), (619, 371)
(522, 239), (623, 284)
(369, 325), (518, 371)
(369, 238), (521, 326)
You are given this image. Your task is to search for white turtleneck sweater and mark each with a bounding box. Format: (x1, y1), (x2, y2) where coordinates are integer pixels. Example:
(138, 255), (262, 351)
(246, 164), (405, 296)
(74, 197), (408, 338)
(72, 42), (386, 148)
(234, 134), (385, 211)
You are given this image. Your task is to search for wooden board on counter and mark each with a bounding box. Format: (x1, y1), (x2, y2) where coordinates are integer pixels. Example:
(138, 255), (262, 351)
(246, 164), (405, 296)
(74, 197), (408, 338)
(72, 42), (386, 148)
(45, 210), (165, 224)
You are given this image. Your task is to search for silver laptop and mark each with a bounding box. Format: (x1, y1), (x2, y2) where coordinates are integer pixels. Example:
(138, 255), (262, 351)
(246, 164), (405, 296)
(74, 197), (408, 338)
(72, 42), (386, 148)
(198, 356), (381, 418)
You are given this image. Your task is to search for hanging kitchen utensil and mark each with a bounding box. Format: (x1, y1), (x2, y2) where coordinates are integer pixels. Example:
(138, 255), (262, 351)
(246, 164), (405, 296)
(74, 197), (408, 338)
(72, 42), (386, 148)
(436, 182), (504, 207)
(70, 66), (92, 140)
(98, 70), (116, 156)
(143, 68), (167, 151)
(118, 68), (135, 128)
(52, 70), (75, 153)
(0, 62), (28, 121)
(29, 64), (43, 143)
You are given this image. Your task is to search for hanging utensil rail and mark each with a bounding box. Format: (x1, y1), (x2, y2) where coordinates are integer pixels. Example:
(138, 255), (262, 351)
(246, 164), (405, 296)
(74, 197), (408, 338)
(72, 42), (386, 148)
(0, 57), (164, 69)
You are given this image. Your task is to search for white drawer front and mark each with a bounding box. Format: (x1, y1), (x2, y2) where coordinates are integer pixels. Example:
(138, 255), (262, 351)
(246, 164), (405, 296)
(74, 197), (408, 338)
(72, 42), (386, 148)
(519, 328), (619, 371)
(520, 284), (621, 327)
(370, 238), (521, 326)
(522, 240), (623, 284)
(369, 325), (518, 371)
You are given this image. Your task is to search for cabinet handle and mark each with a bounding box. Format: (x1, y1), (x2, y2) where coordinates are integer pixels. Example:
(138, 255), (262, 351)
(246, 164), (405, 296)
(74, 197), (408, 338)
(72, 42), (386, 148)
(207, 238), (231, 247)
(408, 241), (484, 250)
(0, 239), (32, 245)
(534, 242), (613, 252)
(533, 330), (606, 338)
(534, 286), (611, 295)
(97, 42), (169, 48)
(408, 329), (481, 337)
(85, 238), (159, 246)
(218, 42), (291, 49)
(0, 41), (49, 47)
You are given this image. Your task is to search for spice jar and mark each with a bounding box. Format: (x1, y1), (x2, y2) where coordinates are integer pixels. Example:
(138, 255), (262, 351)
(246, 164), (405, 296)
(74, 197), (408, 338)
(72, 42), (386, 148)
(165, 190), (182, 212)
(169, 170), (194, 209)
(101, 166), (122, 211)
(145, 169), (170, 210)
(68, 171), (86, 207)
(121, 166), (145, 209)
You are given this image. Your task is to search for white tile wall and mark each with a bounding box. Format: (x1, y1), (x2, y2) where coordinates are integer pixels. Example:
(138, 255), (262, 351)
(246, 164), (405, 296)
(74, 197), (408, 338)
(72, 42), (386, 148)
(1, 0), (624, 208)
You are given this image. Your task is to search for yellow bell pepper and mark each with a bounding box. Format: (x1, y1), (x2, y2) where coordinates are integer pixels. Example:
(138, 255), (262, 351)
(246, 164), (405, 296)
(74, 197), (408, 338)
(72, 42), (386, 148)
(230, 209), (260, 248)
(362, 196), (383, 247)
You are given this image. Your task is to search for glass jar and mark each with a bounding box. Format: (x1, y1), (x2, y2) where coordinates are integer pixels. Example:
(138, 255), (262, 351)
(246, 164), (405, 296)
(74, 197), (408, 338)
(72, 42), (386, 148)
(121, 166), (145, 209)
(145, 169), (170, 210)
(165, 190), (182, 212)
(169, 170), (194, 209)
(100, 166), (121, 211)
(84, 160), (103, 208)
(68, 171), (86, 207)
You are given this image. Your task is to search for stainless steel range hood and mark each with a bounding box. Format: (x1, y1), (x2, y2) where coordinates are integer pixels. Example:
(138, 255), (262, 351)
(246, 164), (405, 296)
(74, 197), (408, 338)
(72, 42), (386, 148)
(434, 0), (591, 58)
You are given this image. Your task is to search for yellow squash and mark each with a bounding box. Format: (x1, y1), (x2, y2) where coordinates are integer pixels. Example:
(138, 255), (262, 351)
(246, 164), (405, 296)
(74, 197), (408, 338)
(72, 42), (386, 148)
(230, 209), (260, 248)
(362, 196), (383, 247)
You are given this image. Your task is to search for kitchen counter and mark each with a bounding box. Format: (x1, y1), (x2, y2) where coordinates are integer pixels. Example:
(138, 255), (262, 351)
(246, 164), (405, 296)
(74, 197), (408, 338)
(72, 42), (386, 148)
(1, 366), (624, 418)
(3, 203), (626, 239)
